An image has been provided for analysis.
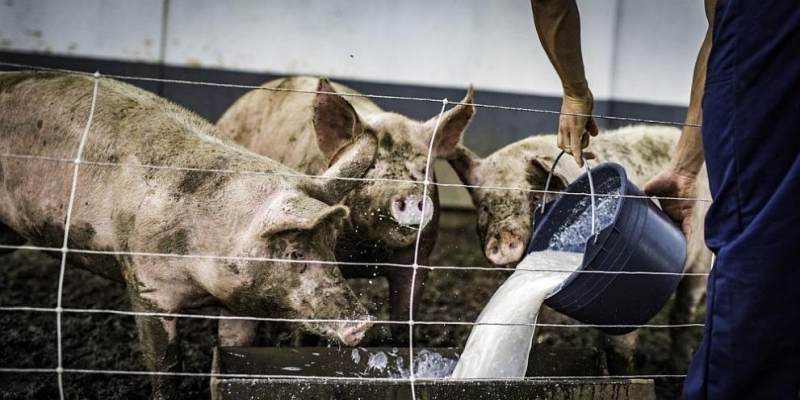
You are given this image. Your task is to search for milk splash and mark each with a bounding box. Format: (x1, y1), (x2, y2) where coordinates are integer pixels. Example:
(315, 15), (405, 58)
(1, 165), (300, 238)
(351, 348), (457, 378)
(450, 250), (582, 378)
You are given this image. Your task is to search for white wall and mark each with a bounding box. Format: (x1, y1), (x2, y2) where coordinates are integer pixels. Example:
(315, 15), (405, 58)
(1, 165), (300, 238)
(0, 0), (164, 62)
(611, 0), (708, 105)
(0, 0), (707, 106)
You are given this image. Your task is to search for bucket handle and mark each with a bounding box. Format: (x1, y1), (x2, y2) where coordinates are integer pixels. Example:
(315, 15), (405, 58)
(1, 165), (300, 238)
(539, 150), (599, 244)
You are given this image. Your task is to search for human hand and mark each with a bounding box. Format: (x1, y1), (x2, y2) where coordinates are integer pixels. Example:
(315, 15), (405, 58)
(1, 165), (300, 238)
(643, 167), (698, 239)
(557, 90), (598, 167)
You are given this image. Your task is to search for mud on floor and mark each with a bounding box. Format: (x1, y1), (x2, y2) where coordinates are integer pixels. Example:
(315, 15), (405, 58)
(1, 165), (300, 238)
(0, 209), (703, 400)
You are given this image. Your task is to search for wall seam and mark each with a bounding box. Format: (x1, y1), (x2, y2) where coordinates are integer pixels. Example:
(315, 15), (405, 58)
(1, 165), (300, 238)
(606, 0), (624, 125)
(157, 0), (170, 95)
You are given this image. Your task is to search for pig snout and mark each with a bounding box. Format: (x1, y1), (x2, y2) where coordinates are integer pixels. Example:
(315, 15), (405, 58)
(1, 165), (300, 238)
(485, 232), (526, 266)
(337, 320), (373, 346)
(390, 193), (433, 226)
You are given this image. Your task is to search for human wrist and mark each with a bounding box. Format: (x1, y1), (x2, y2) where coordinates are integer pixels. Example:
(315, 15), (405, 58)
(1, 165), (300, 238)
(669, 158), (703, 179)
(669, 127), (705, 178)
(562, 80), (590, 99)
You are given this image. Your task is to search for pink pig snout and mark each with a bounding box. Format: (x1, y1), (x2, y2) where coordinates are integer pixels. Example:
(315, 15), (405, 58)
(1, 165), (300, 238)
(485, 231), (526, 267)
(390, 193), (433, 226)
(337, 320), (373, 346)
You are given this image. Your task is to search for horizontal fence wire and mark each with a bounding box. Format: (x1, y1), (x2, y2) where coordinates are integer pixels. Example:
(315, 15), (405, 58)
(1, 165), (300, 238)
(0, 306), (704, 329)
(0, 60), (707, 392)
(0, 152), (713, 204)
(0, 60), (702, 129)
(0, 367), (689, 381)
(0, 242), (710, 276)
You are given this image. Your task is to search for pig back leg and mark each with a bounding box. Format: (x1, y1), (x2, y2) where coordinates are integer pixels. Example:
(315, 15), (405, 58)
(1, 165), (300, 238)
(0, 221), (27, 256)
(128, 289), (182, 400)
(597, 331), (637, 375)
(668, 237), (711, 373)
(218, 309), (258, 347)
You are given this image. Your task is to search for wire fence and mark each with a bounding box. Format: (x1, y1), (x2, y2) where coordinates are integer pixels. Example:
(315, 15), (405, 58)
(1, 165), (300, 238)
(0, 61), (709, 398)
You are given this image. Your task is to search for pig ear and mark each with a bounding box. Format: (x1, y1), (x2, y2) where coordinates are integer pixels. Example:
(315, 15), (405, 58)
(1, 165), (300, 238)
(447, 144), (482, 188)
(528, 156), (570, 192)
(313, 78), (365, 160)
(301, 131), (378, 205)
(260, 198), (349, 240)
(424, 84), (475, 158)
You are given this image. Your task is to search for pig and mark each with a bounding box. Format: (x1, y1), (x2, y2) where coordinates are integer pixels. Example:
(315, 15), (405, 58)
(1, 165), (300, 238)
(0, 71), (377, 399)
(217, 76), (475, 344)
(447, 124), (712, 374)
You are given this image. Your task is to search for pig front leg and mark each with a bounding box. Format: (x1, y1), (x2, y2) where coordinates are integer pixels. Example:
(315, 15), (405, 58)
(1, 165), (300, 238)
(387, 253), (430, 346)
(129, 290), (182, 400)
(218, 309), (258, 347)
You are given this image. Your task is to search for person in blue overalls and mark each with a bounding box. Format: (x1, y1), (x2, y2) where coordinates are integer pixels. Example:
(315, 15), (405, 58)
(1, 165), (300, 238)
(531, 0), (800, 398)
(648, 1), (800, 398)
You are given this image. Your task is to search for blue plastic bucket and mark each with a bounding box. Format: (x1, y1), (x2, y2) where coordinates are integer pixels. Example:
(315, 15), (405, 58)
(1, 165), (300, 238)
(526, 156), (687, 335)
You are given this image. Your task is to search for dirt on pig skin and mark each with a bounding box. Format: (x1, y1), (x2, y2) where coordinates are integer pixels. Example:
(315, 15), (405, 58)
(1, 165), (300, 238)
(0, 209), (702, 399)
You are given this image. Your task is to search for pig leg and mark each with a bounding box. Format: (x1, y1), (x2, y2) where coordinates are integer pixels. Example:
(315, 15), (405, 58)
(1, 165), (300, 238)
(669, 255), (711, 372)
(598, 331), (637, 375)
(669, 275), (707, 373)
(387, 253), (430, 346)
(0, 222), (26, 256)
(218, 310), (258, 347)
(668, 214), (712, 373)
(129, 290), (182, 400)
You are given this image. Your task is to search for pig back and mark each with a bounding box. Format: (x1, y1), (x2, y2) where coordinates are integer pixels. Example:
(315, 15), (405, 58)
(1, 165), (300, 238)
(0, 71), (264, 171)
(514, 125), (680, 186)
(588, 125), (681, 186)
(217, 76), (382, 176)
(0, 72), (287, 275)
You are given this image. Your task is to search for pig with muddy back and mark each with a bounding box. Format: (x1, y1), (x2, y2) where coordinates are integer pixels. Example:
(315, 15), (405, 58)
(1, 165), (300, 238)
(0, 71), (376, 399)
(448, 125), (712, 373)
(217, 76), (475, 344)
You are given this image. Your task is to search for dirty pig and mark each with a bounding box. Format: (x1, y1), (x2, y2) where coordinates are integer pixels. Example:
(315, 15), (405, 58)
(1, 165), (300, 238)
(0, 71), (378, 399)
(217, 76), (475, 344)
(448, 125), (712, 374)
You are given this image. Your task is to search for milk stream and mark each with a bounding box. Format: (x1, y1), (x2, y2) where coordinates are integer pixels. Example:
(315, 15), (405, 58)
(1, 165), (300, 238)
(450, 250), (582, 379)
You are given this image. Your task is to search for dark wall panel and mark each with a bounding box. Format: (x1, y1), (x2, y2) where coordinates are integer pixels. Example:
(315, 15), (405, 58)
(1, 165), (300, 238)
(0, 51), (688, 156)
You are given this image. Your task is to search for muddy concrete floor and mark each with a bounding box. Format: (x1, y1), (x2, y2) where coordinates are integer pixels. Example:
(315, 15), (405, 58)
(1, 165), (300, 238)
(0, 209), (703, 399)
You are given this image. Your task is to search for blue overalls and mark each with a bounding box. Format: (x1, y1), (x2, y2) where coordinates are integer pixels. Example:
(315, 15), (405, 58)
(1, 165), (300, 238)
(683, 0), (800, 399)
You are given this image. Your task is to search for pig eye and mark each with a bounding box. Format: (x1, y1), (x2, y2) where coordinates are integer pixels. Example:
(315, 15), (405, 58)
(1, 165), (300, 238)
(289, 250), (308, 273)
(479, 204), (491, 215)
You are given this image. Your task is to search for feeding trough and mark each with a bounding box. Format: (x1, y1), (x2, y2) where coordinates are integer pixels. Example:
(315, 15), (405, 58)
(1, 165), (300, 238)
(210, 346), (655, 400)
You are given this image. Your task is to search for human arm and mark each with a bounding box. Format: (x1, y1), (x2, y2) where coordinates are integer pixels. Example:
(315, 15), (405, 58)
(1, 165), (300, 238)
(643, 0), (716, 238)
(530, 0), (598, 166)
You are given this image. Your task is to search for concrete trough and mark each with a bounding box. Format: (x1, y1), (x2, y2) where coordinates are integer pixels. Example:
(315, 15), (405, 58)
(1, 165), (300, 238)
(210, 347), (655, 400)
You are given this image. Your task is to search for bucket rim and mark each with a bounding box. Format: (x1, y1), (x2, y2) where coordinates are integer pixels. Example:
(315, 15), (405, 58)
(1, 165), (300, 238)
(525, 162), (629, 298)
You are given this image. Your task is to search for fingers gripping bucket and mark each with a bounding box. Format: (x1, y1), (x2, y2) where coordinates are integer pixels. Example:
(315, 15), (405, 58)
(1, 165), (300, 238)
(526, 153), (687, 335)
